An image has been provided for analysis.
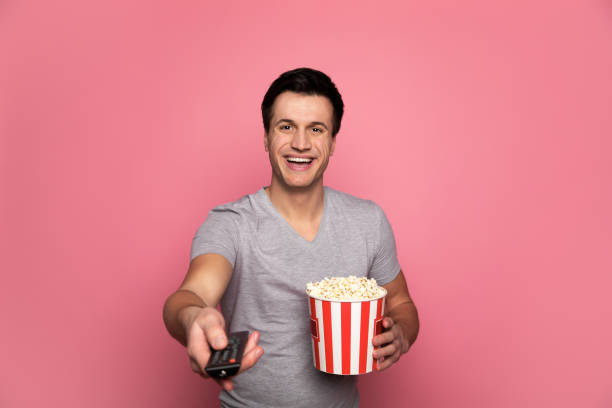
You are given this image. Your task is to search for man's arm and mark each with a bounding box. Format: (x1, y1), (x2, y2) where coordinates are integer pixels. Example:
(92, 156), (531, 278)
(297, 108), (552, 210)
(162, 253), (263, 390)
(163, 253), (232, 345)
(372, 270), (419, 370)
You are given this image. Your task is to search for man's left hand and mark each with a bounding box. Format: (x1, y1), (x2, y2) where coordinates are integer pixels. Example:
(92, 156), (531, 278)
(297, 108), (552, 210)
(372, 316), (409, 371)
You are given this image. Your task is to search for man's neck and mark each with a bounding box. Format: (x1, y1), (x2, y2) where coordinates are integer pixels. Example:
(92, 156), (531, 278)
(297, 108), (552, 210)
(265, 178), (325, 223)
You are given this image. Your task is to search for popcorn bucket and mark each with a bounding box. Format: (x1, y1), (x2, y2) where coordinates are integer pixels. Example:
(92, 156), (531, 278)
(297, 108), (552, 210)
(307, 290), (387, 375)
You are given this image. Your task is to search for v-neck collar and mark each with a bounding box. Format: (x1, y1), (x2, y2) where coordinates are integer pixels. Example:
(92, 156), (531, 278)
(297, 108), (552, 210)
(258, 186), (329, 246)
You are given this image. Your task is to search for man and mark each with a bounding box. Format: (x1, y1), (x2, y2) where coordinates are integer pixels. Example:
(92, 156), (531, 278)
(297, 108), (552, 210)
(163, 68), (419, 407)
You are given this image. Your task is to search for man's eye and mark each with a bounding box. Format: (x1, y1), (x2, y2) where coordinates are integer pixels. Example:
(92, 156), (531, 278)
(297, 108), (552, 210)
(312, 127), (321, 133)
(281, 125), (292, 130)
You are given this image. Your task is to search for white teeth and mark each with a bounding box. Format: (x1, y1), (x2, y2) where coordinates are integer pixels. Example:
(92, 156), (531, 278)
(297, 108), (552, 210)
(286, 157), (312, 163)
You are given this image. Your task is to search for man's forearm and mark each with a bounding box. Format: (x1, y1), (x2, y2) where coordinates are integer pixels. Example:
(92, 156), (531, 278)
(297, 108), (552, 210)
(386, 300), (419, 353)
(163, 289), (207, 346)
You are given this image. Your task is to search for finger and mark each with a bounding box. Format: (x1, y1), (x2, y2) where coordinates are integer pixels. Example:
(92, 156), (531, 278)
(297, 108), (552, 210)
(238, 333), (264, 375)
(373, 342), (397, 359)
(190, 358), (203, 374)
(238, 331), (261, 372)
(242, 331), (260, 355)
(372, 330), (395, 347)
(377, 350), (400, 371)
(377, 357), (392, 371)
(218, 378), (234, 391)
(187, 325), (211, 371)
(239, 345), (264, 373)
(202, 316), (228, 351)
(382, 316), (394, 329)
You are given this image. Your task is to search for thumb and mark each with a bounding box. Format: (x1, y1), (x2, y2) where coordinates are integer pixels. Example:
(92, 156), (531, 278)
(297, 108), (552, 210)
(204, 320), (227, 350)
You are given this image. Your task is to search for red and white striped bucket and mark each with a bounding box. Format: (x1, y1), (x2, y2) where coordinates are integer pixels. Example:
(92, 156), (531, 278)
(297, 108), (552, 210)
(307, 290), (387, 375)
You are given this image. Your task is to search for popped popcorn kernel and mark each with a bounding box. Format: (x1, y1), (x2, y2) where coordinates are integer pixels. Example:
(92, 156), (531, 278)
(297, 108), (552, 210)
(306, 276), (385, 301)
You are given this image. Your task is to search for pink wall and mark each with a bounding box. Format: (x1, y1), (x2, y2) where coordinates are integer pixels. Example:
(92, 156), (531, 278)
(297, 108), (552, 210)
(1, 0), (611, 406)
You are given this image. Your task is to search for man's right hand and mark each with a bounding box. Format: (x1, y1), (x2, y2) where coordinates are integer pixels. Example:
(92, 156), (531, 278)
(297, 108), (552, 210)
(181, 305), (264, 391)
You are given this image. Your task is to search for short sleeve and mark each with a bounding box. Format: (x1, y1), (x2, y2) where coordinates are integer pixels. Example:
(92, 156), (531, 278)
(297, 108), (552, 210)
(190, 207), (239, 267)
(369, 206), (401, 286)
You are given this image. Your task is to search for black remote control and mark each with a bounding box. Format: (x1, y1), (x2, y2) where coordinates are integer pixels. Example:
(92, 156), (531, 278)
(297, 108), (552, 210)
(205, 331), (249, 378)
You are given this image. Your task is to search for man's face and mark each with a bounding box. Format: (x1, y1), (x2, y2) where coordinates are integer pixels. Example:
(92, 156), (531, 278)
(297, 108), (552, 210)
(264, 91), (336, 190)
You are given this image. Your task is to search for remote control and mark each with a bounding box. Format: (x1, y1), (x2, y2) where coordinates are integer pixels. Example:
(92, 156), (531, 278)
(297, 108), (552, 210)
(205, 331), (249, 378)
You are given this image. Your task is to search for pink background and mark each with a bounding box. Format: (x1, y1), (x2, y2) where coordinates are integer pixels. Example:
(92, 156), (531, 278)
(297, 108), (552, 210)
(1, 0), (611, 406)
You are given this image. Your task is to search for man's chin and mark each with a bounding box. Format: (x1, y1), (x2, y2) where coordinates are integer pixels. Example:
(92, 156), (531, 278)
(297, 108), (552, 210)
(278, 176), (322, 191)
(284, 181), (315, 190)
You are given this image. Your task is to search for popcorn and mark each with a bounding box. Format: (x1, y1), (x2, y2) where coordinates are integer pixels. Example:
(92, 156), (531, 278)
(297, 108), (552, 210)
(306, 276), (385, 301)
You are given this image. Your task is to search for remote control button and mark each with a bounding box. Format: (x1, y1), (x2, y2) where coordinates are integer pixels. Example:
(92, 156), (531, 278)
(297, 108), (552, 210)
(222, 350), (229, 361)
(229, 358), (236, 363)
(211, 352), (220, 364)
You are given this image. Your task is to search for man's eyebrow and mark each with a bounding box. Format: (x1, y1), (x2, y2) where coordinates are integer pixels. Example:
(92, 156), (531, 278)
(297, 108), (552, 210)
(273, 119), (329, 130)
(273, 118), (296, 126)
(310, 122), (328, 130)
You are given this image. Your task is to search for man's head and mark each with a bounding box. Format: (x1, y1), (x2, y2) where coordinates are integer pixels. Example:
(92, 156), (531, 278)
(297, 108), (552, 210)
(262, 68), (343, 191)
(261, 68), (344, 137)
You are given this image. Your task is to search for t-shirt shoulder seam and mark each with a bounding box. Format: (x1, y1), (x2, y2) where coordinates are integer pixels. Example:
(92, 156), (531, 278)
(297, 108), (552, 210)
(377, 266), (401, 286)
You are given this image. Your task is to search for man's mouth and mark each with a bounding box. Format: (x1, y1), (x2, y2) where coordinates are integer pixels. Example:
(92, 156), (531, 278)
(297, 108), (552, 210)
(285, 156), (314, 171)
(286, 157), (313, 164)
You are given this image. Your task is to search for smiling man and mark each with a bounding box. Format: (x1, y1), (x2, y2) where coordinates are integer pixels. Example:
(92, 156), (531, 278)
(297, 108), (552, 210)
(163, 68), (419, 408)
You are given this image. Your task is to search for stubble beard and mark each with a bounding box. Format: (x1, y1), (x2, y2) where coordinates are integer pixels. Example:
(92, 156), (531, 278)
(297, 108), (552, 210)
(269, 154), (329, 194)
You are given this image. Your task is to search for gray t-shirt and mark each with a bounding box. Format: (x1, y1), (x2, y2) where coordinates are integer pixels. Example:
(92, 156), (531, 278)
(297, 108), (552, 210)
(191, 186), (401, 408)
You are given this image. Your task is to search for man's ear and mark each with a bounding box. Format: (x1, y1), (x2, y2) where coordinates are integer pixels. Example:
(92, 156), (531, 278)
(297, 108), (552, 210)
(330, 136), (336, 156)
(264, 132), (269, 152)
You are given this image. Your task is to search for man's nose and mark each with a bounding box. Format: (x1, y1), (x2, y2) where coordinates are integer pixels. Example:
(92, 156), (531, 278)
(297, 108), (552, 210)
(291, 129), (311, 151)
